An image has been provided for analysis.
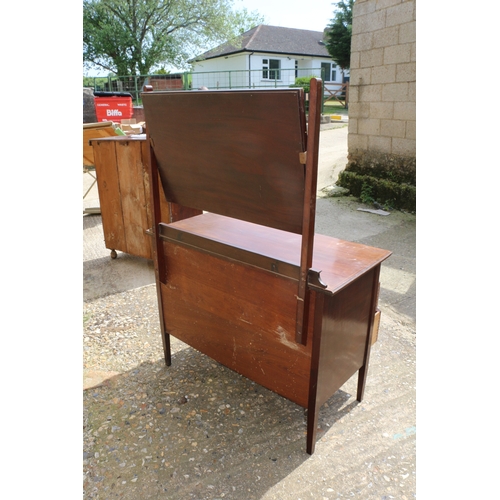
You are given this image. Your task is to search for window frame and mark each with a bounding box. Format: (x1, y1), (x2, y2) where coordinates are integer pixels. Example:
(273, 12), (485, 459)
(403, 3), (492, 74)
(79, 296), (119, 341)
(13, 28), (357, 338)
(262, 58), (281, 81)
(321, 62), (337, 82)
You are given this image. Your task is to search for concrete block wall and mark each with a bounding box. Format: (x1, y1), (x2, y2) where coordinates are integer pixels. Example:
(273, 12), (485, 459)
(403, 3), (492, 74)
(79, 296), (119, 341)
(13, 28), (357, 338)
(348, 0), (416, 158)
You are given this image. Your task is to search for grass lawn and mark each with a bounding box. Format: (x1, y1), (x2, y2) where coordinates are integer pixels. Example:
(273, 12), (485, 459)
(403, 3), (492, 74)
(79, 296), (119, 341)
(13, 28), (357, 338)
(322, 100), (348, 116)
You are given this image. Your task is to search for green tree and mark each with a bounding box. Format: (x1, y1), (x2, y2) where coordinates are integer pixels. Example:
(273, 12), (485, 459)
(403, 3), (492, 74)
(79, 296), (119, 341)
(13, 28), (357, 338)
(83, 0), (263, 76)
(324, 0), (353, 75)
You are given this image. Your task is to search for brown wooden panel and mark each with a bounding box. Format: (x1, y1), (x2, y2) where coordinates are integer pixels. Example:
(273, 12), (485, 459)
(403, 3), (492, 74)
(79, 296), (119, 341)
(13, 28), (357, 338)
(142, 89), (307, 233)
(91, 140), (126, 252)
(168, 204), (203, 224)
(161, 241), (314, 407)
(115, 140), (151, 259)
(315, 268), (378, 407)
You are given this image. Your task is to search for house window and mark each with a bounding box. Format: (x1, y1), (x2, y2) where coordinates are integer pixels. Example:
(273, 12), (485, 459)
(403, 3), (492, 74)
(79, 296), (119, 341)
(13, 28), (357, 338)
(321, 62), (337, 82)
(262, 59), (281, 80)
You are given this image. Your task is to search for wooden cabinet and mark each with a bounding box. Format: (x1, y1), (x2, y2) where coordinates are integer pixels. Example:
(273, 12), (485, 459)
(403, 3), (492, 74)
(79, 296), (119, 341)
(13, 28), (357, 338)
(89, 136), (200, 259)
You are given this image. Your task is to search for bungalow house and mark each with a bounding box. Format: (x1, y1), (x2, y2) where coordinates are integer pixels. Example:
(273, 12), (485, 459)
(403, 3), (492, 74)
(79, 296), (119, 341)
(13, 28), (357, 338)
(189, 24), (348, 91)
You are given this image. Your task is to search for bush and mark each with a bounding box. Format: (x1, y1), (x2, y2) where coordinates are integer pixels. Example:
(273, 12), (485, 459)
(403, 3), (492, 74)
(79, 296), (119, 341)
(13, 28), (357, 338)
(290, 76), (317, 94)
(337, 152), (416, 212)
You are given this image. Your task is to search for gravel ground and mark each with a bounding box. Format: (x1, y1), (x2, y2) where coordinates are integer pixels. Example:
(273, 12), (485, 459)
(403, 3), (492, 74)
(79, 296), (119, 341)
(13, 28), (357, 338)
(83, 197), (416, 499)
(83, 283), (415, 500)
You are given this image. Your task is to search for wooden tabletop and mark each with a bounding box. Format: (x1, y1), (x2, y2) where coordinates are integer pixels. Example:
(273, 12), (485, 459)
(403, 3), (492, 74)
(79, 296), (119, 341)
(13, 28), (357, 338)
(166, 213), (392, 294)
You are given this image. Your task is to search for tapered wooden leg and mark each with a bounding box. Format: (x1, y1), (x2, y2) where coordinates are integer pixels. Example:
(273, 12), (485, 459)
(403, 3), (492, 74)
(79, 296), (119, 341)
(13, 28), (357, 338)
(153, 244), (171, 367)
(357, 365), (368, 401)
(153, 277), (171, 366)
(306, 291), (324, 454)
(356, 266), (381, 402)
(162, 329), (172, 366)
(158, 306), (171, 366)
(306, 401), (321, 454)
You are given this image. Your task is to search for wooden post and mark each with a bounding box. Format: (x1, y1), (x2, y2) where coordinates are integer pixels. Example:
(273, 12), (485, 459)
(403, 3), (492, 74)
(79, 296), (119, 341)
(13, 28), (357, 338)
(296, 77), (322, 345)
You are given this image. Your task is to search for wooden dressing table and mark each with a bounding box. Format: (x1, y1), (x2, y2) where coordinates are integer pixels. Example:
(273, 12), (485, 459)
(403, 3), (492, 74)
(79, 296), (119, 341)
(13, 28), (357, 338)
(142, 79), (391, 454)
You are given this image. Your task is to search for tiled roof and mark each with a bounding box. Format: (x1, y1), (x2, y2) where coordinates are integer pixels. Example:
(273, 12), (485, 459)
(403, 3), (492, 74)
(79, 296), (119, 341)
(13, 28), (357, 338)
(194, 25), (331, 61)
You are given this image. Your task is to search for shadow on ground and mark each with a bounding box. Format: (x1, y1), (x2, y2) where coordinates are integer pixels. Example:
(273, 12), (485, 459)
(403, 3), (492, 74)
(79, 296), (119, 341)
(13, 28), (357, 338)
(83, 214), (155, 301)
(84, 347), (356, 499)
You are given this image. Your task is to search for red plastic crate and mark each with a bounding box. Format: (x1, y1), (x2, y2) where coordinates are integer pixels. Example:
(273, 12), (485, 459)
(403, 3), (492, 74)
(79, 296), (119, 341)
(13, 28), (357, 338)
(94, 96), (133, 122)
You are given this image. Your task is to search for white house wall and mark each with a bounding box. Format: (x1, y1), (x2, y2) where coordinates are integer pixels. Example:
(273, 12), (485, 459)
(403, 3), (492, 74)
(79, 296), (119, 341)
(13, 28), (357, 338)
(191, 55), (248, 89)
(191, 54), (347, 90)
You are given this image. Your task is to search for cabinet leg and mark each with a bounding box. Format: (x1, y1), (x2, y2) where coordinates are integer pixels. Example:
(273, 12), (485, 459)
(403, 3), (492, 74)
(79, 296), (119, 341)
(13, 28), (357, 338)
(306, 291), (324, 455)
(110, 249), (117, 259)
(357, 365), (367, 402)
(306, 402), (320, 454)
(163, 331), (172, 366)
(357, 266), (380, 402)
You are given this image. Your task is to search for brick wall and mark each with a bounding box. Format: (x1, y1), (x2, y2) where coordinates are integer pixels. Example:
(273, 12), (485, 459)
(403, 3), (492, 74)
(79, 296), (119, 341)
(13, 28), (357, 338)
(348, 0), (416, 158)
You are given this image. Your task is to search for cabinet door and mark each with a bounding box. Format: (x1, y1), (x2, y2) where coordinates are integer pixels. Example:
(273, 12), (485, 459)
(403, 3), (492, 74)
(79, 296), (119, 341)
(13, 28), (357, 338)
(92, 140), (127, 253)
(115, 140), (152, 259)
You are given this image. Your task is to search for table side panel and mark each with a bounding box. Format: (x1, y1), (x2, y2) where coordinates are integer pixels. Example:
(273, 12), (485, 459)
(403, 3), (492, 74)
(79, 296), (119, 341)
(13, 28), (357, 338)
(316, 267), (378, 406)
(161, 240), (314, 407)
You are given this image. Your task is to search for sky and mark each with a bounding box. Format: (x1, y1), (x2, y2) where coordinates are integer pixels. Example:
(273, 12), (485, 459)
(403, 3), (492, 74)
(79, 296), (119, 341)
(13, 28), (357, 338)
(234, 0), (335, 32)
